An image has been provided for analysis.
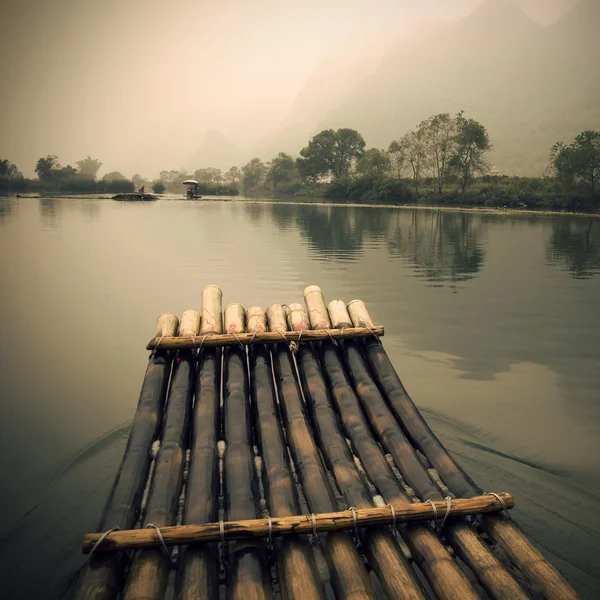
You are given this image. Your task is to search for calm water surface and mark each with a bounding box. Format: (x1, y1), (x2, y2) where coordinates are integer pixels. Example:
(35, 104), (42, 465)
(0, 197), (599, 598)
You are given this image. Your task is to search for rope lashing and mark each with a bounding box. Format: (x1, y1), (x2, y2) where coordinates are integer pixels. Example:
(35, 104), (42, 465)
(83, 527), (120, 564)
(325, 330), (338, 346)
(198, 335), (208, 355)
(387, 504), (397, 533)
(439, 497), (453, 530)
(288, 330), (303, 354)
(485, 492), (512, 520)
(349, 507), (359, 540)
(151, 335), (164, 357)
(230, 332), (245, 350)
(425, 499), (439, 530)
(145, 523), (172, 564)
(267, 515), (273, 548)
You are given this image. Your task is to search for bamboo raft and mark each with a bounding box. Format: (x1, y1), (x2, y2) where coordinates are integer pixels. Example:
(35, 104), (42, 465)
(74, 285), (581, 600)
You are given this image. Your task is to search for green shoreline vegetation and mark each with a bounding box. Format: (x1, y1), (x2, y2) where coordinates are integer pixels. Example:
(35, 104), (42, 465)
(2, 113), (598, 213)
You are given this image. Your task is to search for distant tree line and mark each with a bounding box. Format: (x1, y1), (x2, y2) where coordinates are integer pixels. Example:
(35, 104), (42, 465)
(1, 116), (598, 212)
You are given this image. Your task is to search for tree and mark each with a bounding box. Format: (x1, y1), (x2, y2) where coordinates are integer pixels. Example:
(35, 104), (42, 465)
(403, 129), (427, 194)
(0, 158), (22, 185)
(451, 113), (491, 192)
(35, 155), (61, 181)
(152, 181), (166, 194)
(356, 148), (391, 179)
(194, 167), (223, 185)
(298, 128), (365, 181)
(102, 171), (127, 181)
(266, 153), (301, 195)
(550, 131), (600, 200)
(75, 156), (102, 180)
(35, 155), (77, 182)
(132, 174), (148, 189)
(421, 113), (456, 193)
(224, 166), (242, 187)
(242, 158), (267, 194)
(388, 140), (407, 179)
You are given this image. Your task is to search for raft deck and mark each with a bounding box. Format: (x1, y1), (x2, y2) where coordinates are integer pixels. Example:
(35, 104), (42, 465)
(74, 285), (580, 600)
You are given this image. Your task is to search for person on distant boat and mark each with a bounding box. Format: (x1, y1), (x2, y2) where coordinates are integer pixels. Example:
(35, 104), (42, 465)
(139, 185), (145, 195)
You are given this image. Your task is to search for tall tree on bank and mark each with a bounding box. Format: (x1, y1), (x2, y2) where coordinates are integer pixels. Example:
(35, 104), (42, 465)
(242, 158), (267, 194)
(35, 155), (77, 182)
(266, 153), (301, 195)
(194, 167), (223, 185)
(422, 113), (456, 193)
(388, 140), (407, 179)
(297, 128), (365, 181)
(404, 129), (427, 194)
(451, 113), (492, 192)
(0, 158), (21, 187)
(224, 166), (242, 187)
(356, 148), (391, 179)
(75, 156), (102, 180)
(550, 131), (600, 201)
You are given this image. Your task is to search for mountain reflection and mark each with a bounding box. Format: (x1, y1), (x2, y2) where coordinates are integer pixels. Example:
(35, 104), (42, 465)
(266, 204), (487, 284)
(548, 218), (600, 279)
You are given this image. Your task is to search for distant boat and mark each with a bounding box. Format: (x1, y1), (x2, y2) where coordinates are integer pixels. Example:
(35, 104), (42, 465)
(112, 193), (157, 201)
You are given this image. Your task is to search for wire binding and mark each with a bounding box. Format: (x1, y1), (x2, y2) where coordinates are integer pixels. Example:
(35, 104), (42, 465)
(145, 523), (172, 564)
(83, 527), (120, 564)
(485, 492), (512, 520)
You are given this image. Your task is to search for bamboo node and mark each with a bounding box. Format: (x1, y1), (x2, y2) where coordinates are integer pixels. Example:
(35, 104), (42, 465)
(485, 492), (512, 520)
(145, 523), (173, 564)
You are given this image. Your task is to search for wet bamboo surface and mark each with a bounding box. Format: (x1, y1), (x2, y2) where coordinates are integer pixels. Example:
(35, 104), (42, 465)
(77, 284), (580, 600)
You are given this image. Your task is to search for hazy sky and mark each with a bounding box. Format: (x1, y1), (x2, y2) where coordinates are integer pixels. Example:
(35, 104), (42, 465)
(0, 0), (572, 176)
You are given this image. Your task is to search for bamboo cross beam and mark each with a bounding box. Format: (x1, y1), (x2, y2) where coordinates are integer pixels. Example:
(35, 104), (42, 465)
(83, 492), (513, 553)
(146, 326), (384, 350)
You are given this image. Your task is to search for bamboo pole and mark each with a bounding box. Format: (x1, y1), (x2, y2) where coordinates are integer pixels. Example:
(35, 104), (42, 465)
(176, 296), (223, 600)
(301, 299), (483, 600)
(350, 300), (582, 600)
(200, 284), (223, 335)
(74, 313), (179, 600)
(278, 304), (425, 599)
(223, 304), (272, 600)
(267, 308), (377, 600)
(301, 296), (454, 600)
(122, 312), (200, 600)
(329, 301), (528, 600)
(146, 327), (384, 350)
(83, 494), (514, 552)
(247, 309), (324, 600)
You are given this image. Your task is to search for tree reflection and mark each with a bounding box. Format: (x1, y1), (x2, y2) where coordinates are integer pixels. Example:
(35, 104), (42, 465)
(386, 210), (486, 283)
(548, 218), (600, 279)
(0, 198), (15, 223)
(39, 198), (61, 226)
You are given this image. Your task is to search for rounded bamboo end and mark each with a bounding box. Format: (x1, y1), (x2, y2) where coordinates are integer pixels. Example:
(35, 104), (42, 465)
(303, 284), (323, 299)
(246, 306), (267, 333)
(224, 303), (246, 333)
(266, 304), (288, 333)
(201, 284), (223, 335)
(347, 300), (374, 328)
(286, 303), (310, 332)
(328, 300), (353, 329)
(304, 285), (331, 330)
(179, 310), (201, 337)
(155, 313), (179, 337)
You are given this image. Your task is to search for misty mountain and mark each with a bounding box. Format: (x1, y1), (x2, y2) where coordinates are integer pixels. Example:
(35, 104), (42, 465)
(250, 0), (598, 176)
(519, 0), (580, 25)
(188, 130), (242, 171)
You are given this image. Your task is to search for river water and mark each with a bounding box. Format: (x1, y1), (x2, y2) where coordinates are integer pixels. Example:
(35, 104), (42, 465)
(0, 196), (599, 598)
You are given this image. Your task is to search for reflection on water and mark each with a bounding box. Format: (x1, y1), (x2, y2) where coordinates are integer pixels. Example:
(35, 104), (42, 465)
(548, 218), (600, 279)
(0, 198), (599, 599)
